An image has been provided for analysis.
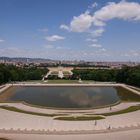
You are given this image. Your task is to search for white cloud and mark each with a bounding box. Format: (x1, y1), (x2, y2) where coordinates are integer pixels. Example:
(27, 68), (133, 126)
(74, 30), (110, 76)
(60, 24), (70, 31)
(60, 11), (93, 32)
(60, 1), (140, 51)
(88, 2), (98, 9)
(89, 44), (102, 48)
(45, 35), (65, 41)
(69, 11), (93, 32)
(0, 39), (5, 43)
(44, 44), (64, 50)
(90, 28), (105, 37)
(91, 2), (98, 8)
(86, 38), (98, 42)
(99, 48), (106, 52)
(61, 1), (140, 31)
(93, 1), (140, 26)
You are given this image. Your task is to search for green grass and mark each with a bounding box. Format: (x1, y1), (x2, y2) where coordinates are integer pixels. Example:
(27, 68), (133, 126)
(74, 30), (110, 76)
(47, 79), (97, 84)
(47, 80), (79, 84)
(63, 71), (71, 75)
(51, 71), (58, 75)
(24, 80), (42, 82)
(54, 116), (104, 121)
(116, 86), (140, 102)
(134, 89), (140, 92)
(129, 87), (140, 92)
(0, 106), (66, 117)
(20, 80), (45, 84)
(102, 105), (140, 116)
(86, 105), (140, 116)
(0, 138), (9, 140)
(1, 105), (140, 120)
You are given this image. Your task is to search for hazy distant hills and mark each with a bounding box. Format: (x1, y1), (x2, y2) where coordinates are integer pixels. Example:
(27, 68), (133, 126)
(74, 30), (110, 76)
(0, 57), (57, 63)
(0, 57), (139, 65)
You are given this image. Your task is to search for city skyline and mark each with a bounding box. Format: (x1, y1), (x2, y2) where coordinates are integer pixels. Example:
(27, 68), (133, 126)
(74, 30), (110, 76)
(0, 0), (140, 61)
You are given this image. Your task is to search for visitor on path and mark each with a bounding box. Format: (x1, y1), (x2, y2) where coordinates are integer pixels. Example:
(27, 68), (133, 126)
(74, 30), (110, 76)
(94, 120), (97, 126)
(108, 125), (111, 130)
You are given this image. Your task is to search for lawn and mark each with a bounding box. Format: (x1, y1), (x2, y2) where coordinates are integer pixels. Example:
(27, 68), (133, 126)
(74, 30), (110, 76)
(0, 106), (66, 117)
(50, 71), (58, 75)
(86, 105), (140, 116)
(116, 86), (140, 102)
(54, 116), (104, 121)
(47, 80), (79, 83)
(47, 80), (97, 84)
(102, 105), (140, 116)
(128, 86), (140, 92)
(0, 105), (140, 120)
(63, 71), (71, 75)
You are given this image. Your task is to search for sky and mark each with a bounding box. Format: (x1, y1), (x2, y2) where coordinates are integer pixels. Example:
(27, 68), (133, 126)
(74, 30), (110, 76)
(0, 0), (140, 61)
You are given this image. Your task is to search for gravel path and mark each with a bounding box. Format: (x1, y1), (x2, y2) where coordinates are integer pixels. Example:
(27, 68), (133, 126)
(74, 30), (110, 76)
(0, 83), (140, 137)
(0, 102), (139, 114)
(0, 108), (140, 133)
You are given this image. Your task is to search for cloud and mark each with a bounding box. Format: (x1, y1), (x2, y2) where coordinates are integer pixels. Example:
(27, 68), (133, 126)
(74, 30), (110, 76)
(60, 2), (97, 32)
(91, 2), (98, 8)
(99, 48), (106, 52)
(93, 1), (140, 26)
(60, 1), (140, 50)
(60, 11), (93, 32)
(90, 28), (105, 37)
(86, 38), (98, 42)
(89, 44), (102, 48)
(88, 2), (98, 9)
(0, 39), (5, 43)
(68, 11), (93, 32)
(61, 1), (140, 31)
(87, 28), (104, 45)
(45, 35), (65, 41)
(60, 24), (70, 31)
(44, 44), (64, 50)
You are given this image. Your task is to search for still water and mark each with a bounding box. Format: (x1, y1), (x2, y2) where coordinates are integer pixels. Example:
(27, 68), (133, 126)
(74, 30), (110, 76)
(4, 86), (122, 109)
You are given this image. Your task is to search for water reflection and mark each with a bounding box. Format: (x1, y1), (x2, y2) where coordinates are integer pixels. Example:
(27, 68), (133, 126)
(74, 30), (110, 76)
(4, 86), (121, 109)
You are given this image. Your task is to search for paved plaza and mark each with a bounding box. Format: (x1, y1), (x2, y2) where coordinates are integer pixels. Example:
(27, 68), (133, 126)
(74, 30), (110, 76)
(1, 129), (140, 140)
(0, 83), (140, 139)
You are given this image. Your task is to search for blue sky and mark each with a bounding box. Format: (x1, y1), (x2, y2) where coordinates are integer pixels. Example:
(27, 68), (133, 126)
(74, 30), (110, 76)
(0, 0), (140, 61)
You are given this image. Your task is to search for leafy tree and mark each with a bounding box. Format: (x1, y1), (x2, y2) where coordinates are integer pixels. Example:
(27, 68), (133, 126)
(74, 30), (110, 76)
(0, 64), (48, 84)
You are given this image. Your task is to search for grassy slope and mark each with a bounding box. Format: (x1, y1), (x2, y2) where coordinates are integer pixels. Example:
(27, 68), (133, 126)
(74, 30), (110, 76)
(102, 105), (140, 116)
(47, 80), (79, 83)
(54, 116), (104, 121)
(0, 105), (140, 121)
(50, 71), (58, 75)
(86, 105), (140, 116)
(116, 87), (140, 102)
(0, 106), (66, 117)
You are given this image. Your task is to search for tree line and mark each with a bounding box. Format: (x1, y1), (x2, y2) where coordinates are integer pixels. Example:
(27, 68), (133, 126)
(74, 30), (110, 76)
(0, 64), (139, 87)
(71, 66), (140, 87)
(0, 64), (48, 84)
